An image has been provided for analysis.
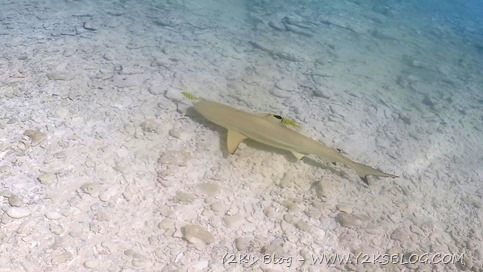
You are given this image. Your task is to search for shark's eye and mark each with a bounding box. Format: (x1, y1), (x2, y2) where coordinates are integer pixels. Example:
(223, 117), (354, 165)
(273, 115), (282, 120)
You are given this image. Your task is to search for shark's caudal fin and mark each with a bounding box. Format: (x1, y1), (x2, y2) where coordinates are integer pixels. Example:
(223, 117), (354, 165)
(349, 161), (398, 180)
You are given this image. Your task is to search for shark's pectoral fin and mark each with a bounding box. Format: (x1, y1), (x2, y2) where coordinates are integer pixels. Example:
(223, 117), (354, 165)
(291, 151), (306, 160)
(227, 130), (248, 154)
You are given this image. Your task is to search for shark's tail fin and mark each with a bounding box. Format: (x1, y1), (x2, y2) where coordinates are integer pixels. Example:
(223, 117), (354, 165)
(349, 161), (398, 181)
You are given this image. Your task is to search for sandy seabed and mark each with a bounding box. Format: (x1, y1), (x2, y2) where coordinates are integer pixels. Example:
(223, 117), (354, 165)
(0, 0), (482, 271)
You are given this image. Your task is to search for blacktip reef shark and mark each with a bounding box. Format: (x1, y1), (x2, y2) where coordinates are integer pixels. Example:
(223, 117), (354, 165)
(182, 92), (398, 181)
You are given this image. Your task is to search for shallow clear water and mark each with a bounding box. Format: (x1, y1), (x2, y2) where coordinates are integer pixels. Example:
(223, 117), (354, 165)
(0, 0), (481, 271)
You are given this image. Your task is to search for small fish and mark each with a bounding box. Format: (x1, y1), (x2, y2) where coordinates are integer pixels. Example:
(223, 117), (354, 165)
(272, 114), (301, 129)
(182, 91), (199, 101)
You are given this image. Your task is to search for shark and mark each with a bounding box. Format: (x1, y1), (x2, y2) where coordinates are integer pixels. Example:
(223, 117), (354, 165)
(187, 95), (398, 181)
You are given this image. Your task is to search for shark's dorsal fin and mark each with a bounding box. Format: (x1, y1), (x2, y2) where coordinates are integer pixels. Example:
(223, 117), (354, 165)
(257, 113), (301, 129)
(256, 113), (279, 122)
(227, 130), (247, 154)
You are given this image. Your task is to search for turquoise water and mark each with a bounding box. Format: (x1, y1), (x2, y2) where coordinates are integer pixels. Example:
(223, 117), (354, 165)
(0, 0), (481, 271)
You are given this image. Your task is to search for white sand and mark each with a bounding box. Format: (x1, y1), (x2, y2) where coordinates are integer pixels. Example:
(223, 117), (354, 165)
(0, 0), (481, 271)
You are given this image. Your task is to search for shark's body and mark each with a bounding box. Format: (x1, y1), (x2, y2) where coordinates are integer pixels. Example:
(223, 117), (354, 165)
(193, 99), (397, 180)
